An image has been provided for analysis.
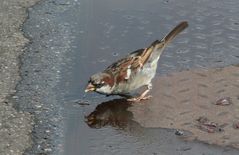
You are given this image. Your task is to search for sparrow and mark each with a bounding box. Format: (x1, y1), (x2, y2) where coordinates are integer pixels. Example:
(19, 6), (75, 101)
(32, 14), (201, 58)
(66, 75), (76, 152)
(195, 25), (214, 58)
(85, 21), (188, 102)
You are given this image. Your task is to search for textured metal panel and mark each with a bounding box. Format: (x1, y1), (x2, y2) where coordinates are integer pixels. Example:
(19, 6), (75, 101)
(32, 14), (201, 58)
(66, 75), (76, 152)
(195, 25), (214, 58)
(131, 65), (239, 148)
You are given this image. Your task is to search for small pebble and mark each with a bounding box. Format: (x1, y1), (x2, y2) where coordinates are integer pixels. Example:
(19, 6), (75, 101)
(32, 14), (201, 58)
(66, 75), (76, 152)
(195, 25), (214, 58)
(175, 129), (184, 136)
(196, 116), (224, 133)
(112, 52), (119, 56)
(215, 97), (232, 106)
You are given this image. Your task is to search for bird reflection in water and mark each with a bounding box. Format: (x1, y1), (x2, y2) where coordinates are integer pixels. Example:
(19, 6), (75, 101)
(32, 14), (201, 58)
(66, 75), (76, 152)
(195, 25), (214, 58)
(85, 99), (141, 130)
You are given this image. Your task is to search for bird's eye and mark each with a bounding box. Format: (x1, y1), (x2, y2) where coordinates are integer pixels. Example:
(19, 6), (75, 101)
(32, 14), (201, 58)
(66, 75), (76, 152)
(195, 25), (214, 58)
(95, 81), (105, 88)
(95, 83), (104, 88)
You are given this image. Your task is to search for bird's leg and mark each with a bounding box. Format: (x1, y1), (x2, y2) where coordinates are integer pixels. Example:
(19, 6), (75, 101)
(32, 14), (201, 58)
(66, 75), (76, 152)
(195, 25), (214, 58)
(139, 83), (153, 100)
(127, 83), (152, 102)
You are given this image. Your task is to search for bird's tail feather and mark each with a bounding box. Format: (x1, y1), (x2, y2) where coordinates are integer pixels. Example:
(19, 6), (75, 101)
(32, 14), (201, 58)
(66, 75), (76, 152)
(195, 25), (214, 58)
(163, 21), (188, 45)
(140, 21), (188, 65)
(150, 21), (188, 56)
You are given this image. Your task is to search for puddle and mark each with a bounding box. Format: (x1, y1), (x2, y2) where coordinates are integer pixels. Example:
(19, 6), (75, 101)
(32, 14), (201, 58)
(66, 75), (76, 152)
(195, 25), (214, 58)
(17, 0), (239, 154)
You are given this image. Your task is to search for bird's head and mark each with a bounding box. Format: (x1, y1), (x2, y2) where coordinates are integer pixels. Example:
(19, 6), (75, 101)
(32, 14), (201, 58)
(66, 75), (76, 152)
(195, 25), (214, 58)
(85, 72), (114, 94)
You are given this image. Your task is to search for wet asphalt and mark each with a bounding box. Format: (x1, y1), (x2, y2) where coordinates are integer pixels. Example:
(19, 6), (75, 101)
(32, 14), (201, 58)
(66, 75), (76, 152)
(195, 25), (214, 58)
(14, 0), (239, 154)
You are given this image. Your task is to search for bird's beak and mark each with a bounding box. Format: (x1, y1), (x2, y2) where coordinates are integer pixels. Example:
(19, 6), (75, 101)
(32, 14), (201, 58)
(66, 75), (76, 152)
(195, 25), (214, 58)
(85, 83), (96, 92)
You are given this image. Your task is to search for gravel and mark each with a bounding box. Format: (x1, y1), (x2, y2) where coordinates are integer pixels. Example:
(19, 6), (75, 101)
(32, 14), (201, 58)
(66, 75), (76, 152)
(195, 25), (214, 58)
(0, 0), (39, 154)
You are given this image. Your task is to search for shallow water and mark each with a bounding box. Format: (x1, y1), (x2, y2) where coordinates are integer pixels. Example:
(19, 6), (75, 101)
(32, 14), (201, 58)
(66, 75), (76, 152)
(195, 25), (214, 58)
(16, 0), (239, 154)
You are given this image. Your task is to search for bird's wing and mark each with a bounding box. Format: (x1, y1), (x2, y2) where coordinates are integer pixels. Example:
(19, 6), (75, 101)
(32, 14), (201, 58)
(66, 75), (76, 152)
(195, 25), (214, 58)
(105, 46), (157, 84)
(105, 54), (138, 84)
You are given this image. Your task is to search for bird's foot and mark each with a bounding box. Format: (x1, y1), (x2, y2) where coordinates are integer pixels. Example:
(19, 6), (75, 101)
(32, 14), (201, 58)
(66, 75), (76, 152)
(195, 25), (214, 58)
(127, 95), (152, 102)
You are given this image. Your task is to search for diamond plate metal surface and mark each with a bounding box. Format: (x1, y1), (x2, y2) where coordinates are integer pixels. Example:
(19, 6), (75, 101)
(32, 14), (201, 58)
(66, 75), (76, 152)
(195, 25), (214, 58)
(131, 65), (239, 148)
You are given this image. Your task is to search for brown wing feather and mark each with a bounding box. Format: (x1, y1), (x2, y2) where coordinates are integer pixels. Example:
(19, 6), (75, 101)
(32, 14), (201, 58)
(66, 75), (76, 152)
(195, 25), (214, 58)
(105, 56), (134, 84)
(130, 41), (160, 69)
(105, 48), (148, 84)
(105, 45), (159, 84)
